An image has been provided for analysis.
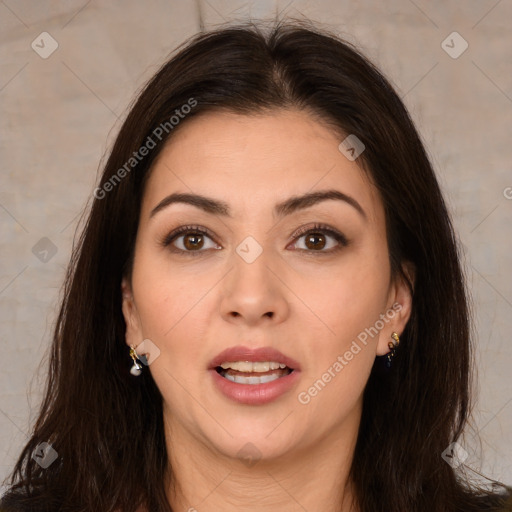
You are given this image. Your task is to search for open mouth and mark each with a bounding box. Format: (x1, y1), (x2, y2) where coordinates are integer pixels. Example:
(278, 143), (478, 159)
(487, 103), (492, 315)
(215, 361), (294, 385)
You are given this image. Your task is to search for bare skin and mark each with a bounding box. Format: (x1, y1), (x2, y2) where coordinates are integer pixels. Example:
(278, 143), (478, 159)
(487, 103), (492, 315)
(121, 109), (413, 512)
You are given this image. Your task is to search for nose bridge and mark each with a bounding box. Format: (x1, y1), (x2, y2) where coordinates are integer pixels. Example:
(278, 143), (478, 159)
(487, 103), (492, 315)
(231, 233), (274, 296)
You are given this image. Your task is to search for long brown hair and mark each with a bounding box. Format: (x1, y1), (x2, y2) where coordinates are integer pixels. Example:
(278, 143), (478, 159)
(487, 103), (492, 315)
(1, 18), (510, 512)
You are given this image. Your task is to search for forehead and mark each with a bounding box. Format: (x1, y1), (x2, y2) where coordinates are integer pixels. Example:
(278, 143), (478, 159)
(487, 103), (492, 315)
(142, 109), (383, 223)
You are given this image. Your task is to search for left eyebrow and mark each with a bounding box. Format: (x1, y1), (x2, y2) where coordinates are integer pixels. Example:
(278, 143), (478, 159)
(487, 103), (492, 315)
(274, 189), (367, 220)
(149, 189), (367, 221)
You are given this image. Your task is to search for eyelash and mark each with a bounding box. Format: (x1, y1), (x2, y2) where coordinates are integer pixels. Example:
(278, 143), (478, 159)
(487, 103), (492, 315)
(160, 223), (349, 257)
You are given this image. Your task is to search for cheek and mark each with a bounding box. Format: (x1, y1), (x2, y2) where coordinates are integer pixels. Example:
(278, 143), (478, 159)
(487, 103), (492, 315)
(295, 267), (385, 424)
(131, 257), (213, 415)
(132, 243), (213, 338)
(130, 248), (220, 393)
(307, 253), (389, 335)
(295, 249), (390, 387)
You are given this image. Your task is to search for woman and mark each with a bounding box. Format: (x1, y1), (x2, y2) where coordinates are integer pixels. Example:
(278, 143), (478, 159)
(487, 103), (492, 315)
(1, 18), (510, 512)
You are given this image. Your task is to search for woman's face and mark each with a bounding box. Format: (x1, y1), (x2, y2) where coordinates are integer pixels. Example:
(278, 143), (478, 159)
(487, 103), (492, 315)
(122, 109), (412, 463)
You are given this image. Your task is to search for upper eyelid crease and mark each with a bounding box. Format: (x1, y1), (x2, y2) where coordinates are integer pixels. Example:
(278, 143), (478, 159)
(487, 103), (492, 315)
(149, 189), (367, 221)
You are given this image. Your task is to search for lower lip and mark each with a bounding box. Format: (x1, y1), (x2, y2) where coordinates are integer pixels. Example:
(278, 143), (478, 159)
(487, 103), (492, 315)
(210, 368), (300, 405)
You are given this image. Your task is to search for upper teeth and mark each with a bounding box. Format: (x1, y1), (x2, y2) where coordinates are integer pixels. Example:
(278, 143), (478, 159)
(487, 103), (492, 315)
(219, 361), (287, 372)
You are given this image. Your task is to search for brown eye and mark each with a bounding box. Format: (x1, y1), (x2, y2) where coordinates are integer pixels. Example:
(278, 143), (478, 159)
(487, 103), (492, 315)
(162, 225), (220, 255)
(291, 224), (348, 253)
(304, 233), (327, 250)
(182, 233), (205, 251)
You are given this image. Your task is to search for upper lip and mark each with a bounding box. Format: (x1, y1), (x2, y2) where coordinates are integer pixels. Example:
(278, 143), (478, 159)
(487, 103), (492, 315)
(209, 345), (301, 371)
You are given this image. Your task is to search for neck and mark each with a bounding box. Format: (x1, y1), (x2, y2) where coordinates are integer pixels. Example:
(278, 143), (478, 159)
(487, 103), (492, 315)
(163, 403), (362, 512)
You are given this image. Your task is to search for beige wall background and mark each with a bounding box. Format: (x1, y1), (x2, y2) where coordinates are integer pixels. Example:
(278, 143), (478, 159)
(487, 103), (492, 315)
(1, 0), (511, 492)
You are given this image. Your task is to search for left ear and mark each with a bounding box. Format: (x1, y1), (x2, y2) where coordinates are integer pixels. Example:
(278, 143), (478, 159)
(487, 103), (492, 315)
(376, 261), (415, 356)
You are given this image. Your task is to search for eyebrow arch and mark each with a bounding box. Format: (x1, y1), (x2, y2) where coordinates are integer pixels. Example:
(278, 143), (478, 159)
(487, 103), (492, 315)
(149, 189), (367, 220)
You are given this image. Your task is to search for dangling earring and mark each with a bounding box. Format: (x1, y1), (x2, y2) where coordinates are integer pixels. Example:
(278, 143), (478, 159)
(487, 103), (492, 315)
(129, 345), (143, 376)
(386, 332), (400, 368)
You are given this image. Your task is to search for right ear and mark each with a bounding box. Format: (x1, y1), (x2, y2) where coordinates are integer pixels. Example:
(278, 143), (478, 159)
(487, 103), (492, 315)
(121, 277), (143, 348)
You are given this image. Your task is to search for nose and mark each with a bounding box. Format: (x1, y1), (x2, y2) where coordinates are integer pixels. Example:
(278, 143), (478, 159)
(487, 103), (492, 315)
(220, 247), (289, 327)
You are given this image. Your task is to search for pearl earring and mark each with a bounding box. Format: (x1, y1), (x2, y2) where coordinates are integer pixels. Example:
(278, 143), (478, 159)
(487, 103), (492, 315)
(129, 345), (143, 376)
